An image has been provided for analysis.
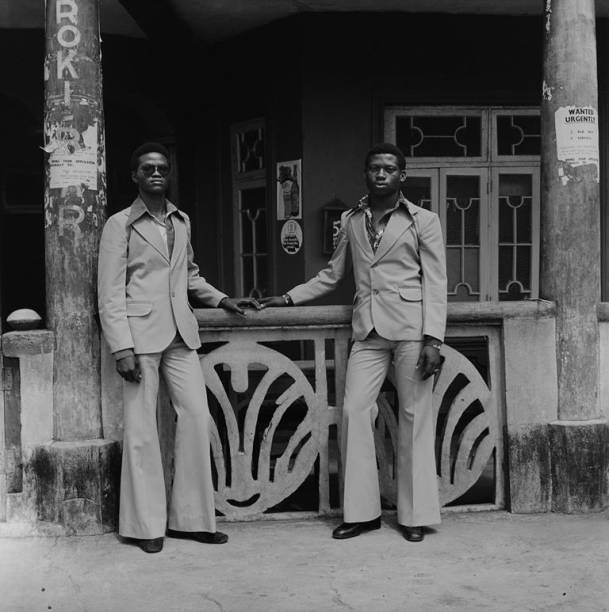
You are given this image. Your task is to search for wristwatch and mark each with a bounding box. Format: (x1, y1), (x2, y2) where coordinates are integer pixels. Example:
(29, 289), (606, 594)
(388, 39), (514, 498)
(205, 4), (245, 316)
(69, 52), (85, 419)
(425, 340), (442, 350)
(282, 294), (293, 306)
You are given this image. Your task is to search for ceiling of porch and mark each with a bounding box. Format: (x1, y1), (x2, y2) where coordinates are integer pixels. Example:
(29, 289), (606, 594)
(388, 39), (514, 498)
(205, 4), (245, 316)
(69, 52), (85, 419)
(3, 0), (609, 43)
(174, 0), (582, 43)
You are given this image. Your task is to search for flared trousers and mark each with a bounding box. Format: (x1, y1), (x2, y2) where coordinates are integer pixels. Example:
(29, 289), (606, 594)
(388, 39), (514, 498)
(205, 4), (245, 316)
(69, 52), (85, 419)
(119, 336), (216, 539)
(341, 333), (441, 527)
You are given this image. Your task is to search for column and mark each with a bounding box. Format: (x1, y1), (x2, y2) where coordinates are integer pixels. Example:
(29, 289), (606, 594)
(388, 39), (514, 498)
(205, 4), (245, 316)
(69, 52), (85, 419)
(44, 0), (105, 441)
(32, 0), (121, 535)
(540, 0), (609, 511)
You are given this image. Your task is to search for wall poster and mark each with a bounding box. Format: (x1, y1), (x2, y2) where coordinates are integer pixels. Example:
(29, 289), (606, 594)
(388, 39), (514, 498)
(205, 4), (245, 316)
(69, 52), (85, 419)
(45, 118), (99, 191)
(554, 105), (599, 183)
(276, 159), (302, 220)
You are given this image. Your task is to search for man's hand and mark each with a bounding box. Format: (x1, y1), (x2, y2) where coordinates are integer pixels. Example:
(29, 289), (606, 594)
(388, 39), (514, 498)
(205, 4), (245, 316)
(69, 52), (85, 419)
(259, 295), (291, 308)
(116, 352), (142, 383)
(416, 345), (443, 380)
(218, 297), (262, 317)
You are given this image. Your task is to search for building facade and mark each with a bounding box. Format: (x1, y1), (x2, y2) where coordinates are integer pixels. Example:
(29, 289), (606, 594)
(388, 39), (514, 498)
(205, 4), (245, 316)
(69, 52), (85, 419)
(0, 0), (608, 534)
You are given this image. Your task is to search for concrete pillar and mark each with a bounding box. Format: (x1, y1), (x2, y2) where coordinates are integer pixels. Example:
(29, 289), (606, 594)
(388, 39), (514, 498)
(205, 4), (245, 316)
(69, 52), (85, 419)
(541, 0), (600, 420)
(26, 0), (122, 535)
(541, 0), (609, 511)
(43, 0), (106, 440)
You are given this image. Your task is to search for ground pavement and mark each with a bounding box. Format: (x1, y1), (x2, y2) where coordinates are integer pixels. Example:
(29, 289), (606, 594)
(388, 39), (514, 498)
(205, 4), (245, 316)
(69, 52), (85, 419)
(1, 510), (608, 612)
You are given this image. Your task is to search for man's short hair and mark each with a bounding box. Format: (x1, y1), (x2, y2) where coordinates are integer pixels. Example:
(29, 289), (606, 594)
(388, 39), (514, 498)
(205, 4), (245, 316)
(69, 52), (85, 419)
(365, 143), (406, 170)
(130, 142), (171, 171)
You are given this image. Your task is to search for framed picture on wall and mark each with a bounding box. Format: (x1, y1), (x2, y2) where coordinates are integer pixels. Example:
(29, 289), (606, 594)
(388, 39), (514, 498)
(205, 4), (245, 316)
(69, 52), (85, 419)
(276, 159), (302, 220)
(322, 199), (347, 255)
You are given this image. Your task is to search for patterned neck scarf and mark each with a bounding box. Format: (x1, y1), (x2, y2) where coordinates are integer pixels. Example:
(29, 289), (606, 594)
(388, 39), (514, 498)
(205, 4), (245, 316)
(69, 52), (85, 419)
(355, 193), (406, 253)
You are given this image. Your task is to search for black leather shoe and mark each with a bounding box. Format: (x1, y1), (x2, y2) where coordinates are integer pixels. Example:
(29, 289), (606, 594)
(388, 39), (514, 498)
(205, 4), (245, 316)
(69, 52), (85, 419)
(403, 526), (424, 542)
(136, 537), (164, 553)
(166, 529), (228, 544)
(332, 517), (381, 540)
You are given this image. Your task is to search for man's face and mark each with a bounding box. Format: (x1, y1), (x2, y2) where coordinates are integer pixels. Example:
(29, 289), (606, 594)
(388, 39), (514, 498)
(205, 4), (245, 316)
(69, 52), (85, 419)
(365, 153), (406, 198)
(131, 152), (170, 196)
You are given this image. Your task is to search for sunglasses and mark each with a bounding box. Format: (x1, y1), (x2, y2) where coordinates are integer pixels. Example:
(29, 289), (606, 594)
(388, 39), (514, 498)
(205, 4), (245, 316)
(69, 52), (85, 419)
(139, 163), (170, 177)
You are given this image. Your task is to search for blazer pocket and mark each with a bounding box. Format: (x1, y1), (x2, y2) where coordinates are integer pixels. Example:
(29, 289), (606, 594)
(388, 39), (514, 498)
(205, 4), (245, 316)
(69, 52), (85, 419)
(126, 301), (152, 316)
(398, 287), (422, 302)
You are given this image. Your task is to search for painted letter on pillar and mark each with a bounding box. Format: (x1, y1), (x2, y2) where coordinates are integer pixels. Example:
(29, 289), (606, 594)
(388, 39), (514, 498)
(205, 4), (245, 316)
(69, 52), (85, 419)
(44, 0), (106, 233)
(44, 0), (106, 440)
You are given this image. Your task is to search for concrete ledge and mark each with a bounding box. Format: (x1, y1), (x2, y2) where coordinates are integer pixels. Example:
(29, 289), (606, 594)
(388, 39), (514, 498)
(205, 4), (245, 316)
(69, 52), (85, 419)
(2, 330), (55, 356)
(195, 300), (556, 330)
(195, 305), (353, 329)
(550, 420), (609, 513)
(447, 299), (556, 323)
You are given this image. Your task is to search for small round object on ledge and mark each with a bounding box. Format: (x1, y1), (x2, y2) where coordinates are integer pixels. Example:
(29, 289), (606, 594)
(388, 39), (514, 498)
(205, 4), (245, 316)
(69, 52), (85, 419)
(6, 309), (43, 331)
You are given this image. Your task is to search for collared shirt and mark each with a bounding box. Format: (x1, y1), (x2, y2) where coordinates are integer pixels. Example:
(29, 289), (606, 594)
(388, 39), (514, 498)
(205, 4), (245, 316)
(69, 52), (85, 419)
(127, 197), (179, 258)
(354, 192), (410, 253)
(150, 213), (173, 258)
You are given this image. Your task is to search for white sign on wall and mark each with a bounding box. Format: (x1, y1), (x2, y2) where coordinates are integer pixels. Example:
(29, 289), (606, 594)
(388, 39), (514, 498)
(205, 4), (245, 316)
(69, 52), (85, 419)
(280, 219), (303, 255)
(554, 105), (599, 183)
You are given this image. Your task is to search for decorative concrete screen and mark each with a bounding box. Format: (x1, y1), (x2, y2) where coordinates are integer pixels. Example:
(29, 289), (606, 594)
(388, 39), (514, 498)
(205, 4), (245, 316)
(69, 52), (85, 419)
(164, 306), (503, 520)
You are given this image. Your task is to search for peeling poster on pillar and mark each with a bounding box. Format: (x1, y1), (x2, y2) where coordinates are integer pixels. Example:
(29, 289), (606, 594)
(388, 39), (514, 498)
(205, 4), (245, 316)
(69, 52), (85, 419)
(45, 119), (99, 190)
(554, 106), (599, 183)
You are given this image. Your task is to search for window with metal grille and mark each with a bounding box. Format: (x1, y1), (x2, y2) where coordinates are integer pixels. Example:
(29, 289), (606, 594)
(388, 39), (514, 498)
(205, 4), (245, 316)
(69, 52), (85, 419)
(385, 107), (540, 302)
(231, 120), (269, 299)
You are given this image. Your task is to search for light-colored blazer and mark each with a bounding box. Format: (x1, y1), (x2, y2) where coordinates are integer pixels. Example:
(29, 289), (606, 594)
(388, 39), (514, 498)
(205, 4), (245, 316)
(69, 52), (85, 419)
(98, 197), (227, 355)
(288, 196), (447, 342)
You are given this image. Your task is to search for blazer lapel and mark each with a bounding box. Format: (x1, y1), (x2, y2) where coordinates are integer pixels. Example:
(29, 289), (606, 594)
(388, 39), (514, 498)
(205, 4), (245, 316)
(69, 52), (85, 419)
(372, 207), (414, 264)
(132, 215), (169, 262)
(350, 212), (374, 261)
(170, 213), (187, 269)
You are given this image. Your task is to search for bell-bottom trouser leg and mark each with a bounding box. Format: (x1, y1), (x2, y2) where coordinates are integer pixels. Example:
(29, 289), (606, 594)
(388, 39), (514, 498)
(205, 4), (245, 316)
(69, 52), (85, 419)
(341, 336), (440, 527)
(393, 341), (441, 527)
(119, 341), (216, 539)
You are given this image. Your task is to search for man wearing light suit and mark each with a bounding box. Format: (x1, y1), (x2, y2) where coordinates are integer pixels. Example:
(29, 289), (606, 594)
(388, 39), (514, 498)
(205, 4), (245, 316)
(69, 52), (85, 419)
(262, 143), (446, 542)
(98, 142), (257, 553)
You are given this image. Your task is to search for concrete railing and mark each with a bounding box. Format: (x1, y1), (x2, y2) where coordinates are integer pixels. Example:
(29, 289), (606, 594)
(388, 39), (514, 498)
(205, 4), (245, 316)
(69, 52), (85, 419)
(189, 303), (557, 518)
(7, 298), (609, 531)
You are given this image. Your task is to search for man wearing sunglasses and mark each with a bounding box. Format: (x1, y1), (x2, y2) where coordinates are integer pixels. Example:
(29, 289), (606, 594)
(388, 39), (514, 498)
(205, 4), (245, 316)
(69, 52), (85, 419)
(98, 142), (258, 553)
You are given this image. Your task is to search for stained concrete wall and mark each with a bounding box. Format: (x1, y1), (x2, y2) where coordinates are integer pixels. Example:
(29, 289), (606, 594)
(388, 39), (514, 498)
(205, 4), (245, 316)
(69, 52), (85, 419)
(1, 330), (120, 535)
(503, 310), (557, 512)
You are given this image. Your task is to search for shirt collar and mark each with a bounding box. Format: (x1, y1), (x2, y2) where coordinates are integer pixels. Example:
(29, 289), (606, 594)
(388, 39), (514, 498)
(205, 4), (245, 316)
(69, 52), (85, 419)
(126, 196), (183, 226)
(354, 192), (418, 216)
